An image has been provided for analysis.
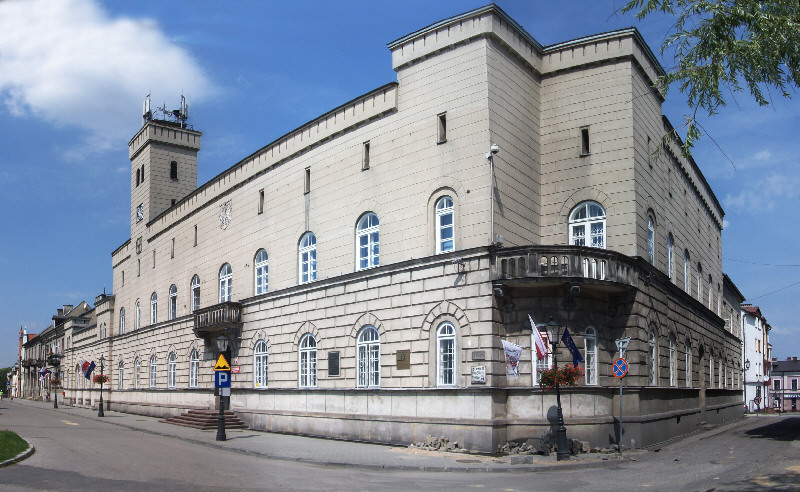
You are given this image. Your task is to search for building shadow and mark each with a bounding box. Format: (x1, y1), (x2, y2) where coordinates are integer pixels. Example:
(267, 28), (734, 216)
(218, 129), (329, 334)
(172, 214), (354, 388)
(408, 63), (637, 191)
(744, 417), (800, 442)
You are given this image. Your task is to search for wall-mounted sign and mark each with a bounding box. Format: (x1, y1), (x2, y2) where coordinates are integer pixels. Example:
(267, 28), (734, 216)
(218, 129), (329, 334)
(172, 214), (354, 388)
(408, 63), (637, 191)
(471, 350), (486, 361)
(396, 350), (410, 370)
(472, 366), (486, 384)
(328, 351), (340, 377)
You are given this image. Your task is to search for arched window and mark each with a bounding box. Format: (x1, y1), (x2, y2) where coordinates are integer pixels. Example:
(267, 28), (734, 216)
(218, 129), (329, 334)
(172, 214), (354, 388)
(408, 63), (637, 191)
(435, 196), (454, 253)
(647, 215), (655, 264)
(168, 352), (177, 389)
(437, 322), (456, 386)
(667, 234), (674, 279)
(135, 300), (141, 330)
(685, 341), (692, 387)
(298, 334), (317, 388)
(584, 327), (597, 385)
(135, 358), (140, 389)
(356, 213), (380, 270)
(219, 263), (232, 302)
(668, 334), (676, 387)
(150, 292), (158, 325)
(648, 331), (657, 386)
(168, 284), (177, 320)
(254, 340), (268, 388)
(118, 361), (124, 390)
(189, 350), (199, 388)
(149, 355), (157, 389)
(254, 249), (269, 295)
(120, 308), (126, 334)
(298, 233), (317, 284)
(709, 352), (714, 388)
(569, 201), (606, 248)
(357, 326), (380, 387)
(683, 250), (690, 293)
(697, 263), (703, 302)
(191, 275), (200, 312)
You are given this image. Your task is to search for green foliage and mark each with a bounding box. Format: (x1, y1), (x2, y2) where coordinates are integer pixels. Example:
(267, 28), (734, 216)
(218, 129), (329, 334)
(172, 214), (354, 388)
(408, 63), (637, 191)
(0, 430), (29, 462)
(622, 0), (800, 155)
(0, 367), (10, 392)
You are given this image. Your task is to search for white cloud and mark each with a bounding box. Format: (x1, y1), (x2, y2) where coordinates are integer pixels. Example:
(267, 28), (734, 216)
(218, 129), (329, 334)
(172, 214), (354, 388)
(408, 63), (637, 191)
(724, 173), (800, 213)
(753, 149), (771, 161)
(0, 0), (214, 157)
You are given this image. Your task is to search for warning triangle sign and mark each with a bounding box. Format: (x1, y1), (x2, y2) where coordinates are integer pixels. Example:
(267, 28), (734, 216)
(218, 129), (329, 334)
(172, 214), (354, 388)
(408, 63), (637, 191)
(214, 354), (231, 371)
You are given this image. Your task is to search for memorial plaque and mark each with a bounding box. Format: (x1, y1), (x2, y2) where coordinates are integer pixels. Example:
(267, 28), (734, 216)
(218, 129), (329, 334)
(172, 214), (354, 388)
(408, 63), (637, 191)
(396, 350), (411, 370)
(471, 366), (486, 384)
(328, 351), (340, 377)
(472, 350), (486, 361)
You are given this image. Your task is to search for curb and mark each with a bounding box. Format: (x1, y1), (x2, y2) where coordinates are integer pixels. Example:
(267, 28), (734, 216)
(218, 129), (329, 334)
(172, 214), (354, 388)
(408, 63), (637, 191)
(0, 437), (35, 468)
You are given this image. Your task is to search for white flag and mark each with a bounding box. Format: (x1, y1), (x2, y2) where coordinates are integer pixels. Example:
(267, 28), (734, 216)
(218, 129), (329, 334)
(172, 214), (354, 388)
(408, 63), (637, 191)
(529, 315), (549, 360)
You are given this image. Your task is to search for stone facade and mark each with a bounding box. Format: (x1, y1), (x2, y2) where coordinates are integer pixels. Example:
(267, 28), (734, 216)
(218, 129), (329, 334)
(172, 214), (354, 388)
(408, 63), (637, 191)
(23, 5), (743, 452)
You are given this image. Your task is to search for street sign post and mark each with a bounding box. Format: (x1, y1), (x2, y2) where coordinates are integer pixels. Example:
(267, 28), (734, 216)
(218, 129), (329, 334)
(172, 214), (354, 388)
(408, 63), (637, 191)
(212, 354), (231, 442)
(612, 355), (628, 456)
(215, 370), (231, 388)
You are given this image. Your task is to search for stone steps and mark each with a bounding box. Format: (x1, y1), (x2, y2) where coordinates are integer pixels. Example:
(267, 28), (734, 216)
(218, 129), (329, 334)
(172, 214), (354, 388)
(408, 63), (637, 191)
(160, 409), (248, 430)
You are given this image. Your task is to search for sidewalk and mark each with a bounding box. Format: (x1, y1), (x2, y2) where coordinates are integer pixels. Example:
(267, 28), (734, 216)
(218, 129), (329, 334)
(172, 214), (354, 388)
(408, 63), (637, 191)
(10, 398), (639, 472)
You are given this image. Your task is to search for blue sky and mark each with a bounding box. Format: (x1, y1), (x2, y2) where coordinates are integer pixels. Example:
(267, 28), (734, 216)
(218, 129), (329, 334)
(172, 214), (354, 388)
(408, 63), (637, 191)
(1, 0), (797, 367)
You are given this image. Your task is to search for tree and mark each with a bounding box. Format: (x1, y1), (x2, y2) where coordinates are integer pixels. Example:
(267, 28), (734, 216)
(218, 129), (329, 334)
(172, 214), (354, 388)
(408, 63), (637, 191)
(622, 0), (800, 155)
(0, 367), (10, 391)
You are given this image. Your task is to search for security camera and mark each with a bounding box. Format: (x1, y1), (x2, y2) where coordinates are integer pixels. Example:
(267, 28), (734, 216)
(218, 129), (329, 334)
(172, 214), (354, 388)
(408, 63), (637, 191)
(490, 143), (499, 155)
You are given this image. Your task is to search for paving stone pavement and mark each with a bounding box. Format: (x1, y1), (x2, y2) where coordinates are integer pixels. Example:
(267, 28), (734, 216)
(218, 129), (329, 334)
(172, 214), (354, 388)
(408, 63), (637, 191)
(9, 398), (641, 472)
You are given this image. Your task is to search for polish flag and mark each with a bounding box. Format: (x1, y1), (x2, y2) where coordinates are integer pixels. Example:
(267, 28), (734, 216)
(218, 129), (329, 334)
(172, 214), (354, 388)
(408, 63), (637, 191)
(529, 315), (549, 360)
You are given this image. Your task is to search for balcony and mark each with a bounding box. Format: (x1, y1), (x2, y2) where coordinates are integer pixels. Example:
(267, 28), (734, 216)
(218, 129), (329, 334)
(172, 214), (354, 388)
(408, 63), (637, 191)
(192, 302), (243, 342)
(492, 245), (639, 291)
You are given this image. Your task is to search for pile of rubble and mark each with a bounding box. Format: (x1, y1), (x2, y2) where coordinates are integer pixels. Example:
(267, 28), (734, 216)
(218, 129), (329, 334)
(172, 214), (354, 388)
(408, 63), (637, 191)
(498, 438), (591, 456)
(408, 435), (468, 453)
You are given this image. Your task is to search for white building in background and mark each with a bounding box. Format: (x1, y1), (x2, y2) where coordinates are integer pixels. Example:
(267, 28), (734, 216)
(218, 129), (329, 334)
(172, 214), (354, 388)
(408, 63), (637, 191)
(742, 304), (769, 411)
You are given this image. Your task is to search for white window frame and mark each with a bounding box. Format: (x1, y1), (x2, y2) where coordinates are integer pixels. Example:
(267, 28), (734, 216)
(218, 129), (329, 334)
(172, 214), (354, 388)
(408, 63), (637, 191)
(189, 350), (199, 388)
(118, 361), (124, 390)
(149, 355), (157, 389)
(298, 233), (317, 284)
(437, 322), (457, 386)
(168, 352), (177, 389)
(709, 353), (714, 388)
(120, 308), (126, 334)
(254, 249), (269, 295)
(667, 234), (674, 280)
(191, 275), (200, 312)
(357, 326), (380, 388)
(647, 215), (655, 264)
(683, 250), (690, 293)
(356, 213), (380, 270)
(168, 284), (177, 320)
(136, 300), (141, 330)
(135, 358), (140, 389)
(254, 340), (268, 388)
(569, 201), (606, 249)
(150, 292), (157, 325)
(219, 263), (232, 303)
(435, 196), (454, 254)
(685, 342), (692, 387)
(648, 331), (657, 386)
(298, 334), (317, 388)
(668, 334), (676, 387)
(584, 327), (597, 385)
(697, 263), (703, 302)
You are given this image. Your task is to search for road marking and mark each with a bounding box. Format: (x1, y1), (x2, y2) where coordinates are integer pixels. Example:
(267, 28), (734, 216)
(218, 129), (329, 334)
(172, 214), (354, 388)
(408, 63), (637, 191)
(60, 420), (79, 426)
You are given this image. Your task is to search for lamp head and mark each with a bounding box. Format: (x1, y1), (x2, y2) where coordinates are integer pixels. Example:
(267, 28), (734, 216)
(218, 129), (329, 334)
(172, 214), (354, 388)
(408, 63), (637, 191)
(490, 143), (499, 155)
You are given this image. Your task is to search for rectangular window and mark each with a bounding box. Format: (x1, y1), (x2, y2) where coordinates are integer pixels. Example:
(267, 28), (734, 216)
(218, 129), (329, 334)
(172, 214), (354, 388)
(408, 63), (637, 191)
(774, 379), (781, 390)
(362, 141), (370, 170)
(328, 351), (340, 377)
(171, 199), (176, 206)
(258, 189), (265, 214)
(793, 379), (798, 390)
(122, 271), (125, 286)
(580, 127), (590, 155)
(647, 136), (652, 168)
(171, 238), (175, 259)
(437, 112), (447, 143)
(304, 167), (311, 194)
(141, 164), (145, 182)
(152, 250), (156, 268)
(194, 225), (198, 247)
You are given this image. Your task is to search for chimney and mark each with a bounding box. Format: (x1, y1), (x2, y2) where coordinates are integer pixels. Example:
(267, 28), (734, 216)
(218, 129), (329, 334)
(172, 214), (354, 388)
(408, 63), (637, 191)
(57, 309), (63, 316)
(63, 304), (73, 313)
(794, 357), (798, 361)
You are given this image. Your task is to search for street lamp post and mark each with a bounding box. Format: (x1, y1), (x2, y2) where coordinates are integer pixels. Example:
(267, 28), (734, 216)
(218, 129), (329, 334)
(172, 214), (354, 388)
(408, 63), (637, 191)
(546, 316), (571, 461)
(48, 354), (61, 409)
(98, 355), (105, 417)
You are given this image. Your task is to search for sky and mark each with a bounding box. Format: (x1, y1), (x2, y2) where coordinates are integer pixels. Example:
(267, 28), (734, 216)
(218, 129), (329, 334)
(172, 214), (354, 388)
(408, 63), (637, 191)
(1, 0), (797, 367)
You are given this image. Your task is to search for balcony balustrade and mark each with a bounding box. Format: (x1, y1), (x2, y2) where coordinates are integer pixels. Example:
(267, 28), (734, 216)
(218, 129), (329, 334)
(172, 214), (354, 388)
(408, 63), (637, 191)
(492, 245), (638, 289)
(193, 302), (243, 339)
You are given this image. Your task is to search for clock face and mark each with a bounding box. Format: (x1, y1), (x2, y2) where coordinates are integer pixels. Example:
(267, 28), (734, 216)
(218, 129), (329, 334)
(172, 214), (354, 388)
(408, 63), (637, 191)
(136, 204), (144, 222)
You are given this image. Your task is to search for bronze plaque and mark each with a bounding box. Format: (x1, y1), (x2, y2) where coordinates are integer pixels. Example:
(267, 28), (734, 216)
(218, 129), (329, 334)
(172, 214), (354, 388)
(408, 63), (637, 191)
(396, 350), (411, 370)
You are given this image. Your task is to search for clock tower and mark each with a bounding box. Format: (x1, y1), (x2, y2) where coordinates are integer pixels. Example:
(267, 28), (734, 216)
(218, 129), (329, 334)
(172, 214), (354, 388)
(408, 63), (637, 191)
(128, 117), (201, 241)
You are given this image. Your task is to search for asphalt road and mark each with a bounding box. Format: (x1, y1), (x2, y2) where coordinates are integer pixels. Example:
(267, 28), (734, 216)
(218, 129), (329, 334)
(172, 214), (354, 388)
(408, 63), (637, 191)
(1, 400), (799, 491)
